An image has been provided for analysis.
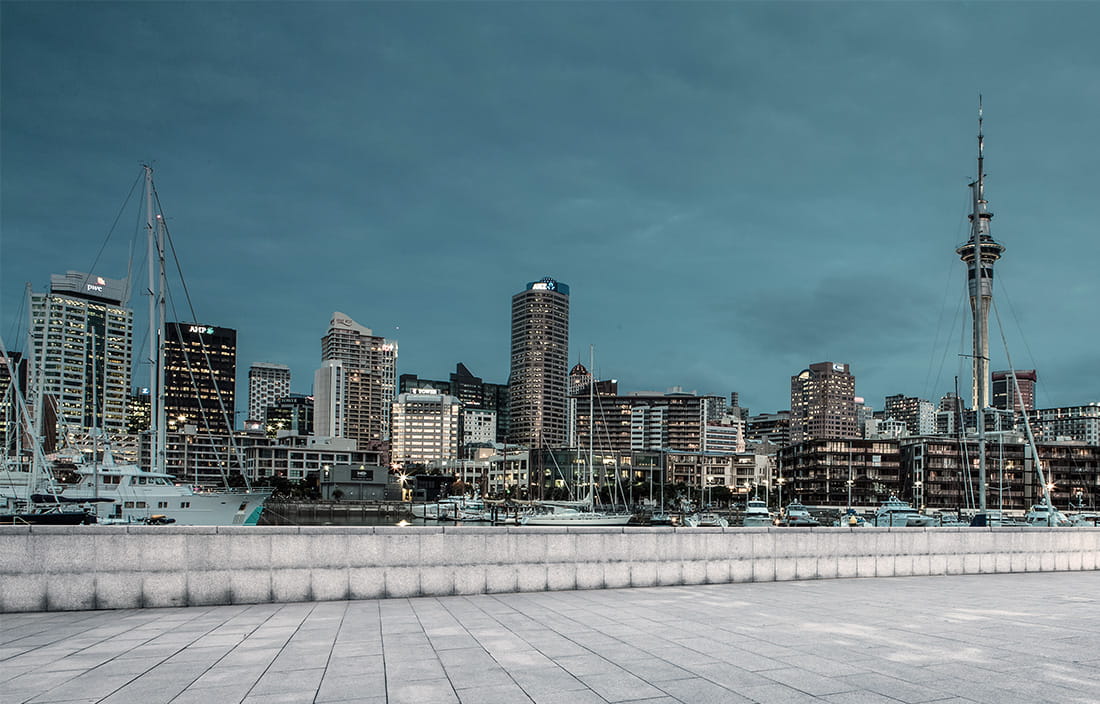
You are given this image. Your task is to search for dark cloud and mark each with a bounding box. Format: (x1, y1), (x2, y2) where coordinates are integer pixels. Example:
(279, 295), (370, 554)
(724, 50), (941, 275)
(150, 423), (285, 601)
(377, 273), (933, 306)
(2, 2), (1098, 415)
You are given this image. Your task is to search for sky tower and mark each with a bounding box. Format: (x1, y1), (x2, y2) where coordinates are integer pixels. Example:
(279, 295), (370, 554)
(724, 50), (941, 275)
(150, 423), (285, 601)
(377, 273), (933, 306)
(956, 100), (1005, 411)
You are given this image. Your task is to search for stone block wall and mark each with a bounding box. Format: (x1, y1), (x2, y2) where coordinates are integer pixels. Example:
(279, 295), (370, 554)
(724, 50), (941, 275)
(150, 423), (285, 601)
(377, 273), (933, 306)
(1, 525), (1097, 612)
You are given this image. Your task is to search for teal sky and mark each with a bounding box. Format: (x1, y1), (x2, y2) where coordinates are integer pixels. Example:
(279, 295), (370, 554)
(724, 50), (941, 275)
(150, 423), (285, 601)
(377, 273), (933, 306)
(2, 1), (1098, 416)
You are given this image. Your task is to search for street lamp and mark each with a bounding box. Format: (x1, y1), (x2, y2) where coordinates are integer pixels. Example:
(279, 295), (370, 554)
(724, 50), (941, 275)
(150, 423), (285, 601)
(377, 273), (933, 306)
(913, 480), (924, 512)
(776, 477), (786, 510)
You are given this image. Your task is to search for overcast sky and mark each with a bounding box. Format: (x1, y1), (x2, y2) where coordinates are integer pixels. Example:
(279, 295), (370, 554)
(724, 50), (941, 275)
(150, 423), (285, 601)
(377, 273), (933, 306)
(2, 1), (1098, 418)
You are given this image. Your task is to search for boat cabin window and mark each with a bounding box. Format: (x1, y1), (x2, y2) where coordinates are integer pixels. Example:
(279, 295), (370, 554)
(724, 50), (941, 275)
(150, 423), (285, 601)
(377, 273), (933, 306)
(136, 501), (147, 508)
(137, 477), (147, 484)
(180, 502), (190, 509)
(103, 475), (120, 484)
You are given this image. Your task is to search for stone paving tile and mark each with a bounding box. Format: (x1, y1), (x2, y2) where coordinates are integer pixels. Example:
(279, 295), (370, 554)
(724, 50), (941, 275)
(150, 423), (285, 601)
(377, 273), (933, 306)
(576, 670), (668, 702)
(649, 676), (754, 703)
(3, 572), (1100, 704)
(455, 682), (535, 703)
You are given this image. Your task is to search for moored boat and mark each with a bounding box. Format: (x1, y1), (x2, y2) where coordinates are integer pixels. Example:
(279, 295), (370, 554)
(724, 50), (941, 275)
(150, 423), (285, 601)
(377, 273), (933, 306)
(874, 496), (935, 527)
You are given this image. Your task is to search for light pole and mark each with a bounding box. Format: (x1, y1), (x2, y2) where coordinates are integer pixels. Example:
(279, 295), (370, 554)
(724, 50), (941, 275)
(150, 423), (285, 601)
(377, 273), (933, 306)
(777, 476), (786, 510)
(914, 480), (924, 512)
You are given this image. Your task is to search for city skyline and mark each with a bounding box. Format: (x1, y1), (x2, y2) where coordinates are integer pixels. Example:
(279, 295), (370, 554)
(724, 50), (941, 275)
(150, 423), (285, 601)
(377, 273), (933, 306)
(3, 3), (1099, 416)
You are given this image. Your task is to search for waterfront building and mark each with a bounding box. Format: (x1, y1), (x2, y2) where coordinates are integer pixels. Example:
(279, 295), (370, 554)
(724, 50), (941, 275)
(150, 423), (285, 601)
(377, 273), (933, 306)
(992, 369), (1037, 412)
(883, 394), (936, 436)
(320, 312), (397, 451)
(163, 322), (237, 433)
(779, 438), (902, 508)
(244, 435), (382, 485)
(789, 362), (858, 444)
(248, 363), (291, 425)
(667, 451), (766, 496)
(390, 391), (462, 469)
(319, 464), (398, 501)
(28, 271), (133, 441)
(508, 277), (570, 449)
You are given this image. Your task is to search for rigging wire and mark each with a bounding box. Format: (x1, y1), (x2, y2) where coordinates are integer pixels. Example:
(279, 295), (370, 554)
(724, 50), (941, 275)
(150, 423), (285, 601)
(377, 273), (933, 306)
(85, 171), (143, 283)
(152, 183), (250, 489)
(923, 186), (974, 401)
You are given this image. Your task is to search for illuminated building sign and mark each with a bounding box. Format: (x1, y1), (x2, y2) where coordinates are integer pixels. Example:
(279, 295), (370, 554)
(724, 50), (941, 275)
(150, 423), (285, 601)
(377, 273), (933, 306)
(188, 325), (216, 335)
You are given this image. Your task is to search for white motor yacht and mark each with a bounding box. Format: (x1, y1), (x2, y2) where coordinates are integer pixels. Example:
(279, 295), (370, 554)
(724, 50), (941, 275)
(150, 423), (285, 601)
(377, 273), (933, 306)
(874, 496), (935, 527)
(741, 498), (773, 527)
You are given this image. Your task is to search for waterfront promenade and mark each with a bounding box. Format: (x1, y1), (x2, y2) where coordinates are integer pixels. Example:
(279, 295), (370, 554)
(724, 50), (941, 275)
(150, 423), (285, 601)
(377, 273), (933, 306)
(2, 571), (1097, 703)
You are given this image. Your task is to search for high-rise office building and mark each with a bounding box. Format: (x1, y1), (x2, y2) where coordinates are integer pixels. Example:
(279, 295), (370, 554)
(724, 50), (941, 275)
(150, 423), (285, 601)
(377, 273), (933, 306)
(508, 277), (570, 449)
(248, 363), (291, 423)
(391, 390), (461, 468)
(992, 370), (1037, 412)
(313, 359), (345, 438)
(789, 362), (857, 443)
(163, 322), (237, 433)
(320, 312), (397, 449)
(29, 271), (133, 440)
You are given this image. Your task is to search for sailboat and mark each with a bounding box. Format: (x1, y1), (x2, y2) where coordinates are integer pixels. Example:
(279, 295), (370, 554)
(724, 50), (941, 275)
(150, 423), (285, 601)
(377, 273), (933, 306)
(521, 348), (632, 526)
(9, 166), (269, 525)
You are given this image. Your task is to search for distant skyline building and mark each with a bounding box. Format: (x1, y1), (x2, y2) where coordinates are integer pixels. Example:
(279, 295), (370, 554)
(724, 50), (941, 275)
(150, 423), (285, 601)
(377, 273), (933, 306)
(992, 369), (1037, 413)
(313, 359), (345, 439)
(883, 394), (936, 436)
(29, 271), (133, 440)
(399, 363), (509, 443)
(1, 352), (28, 455)
(248, 363), (291, 424)
(956, 106), (1005, 410)
(320, 312), (397, 450)
(508, 277), (570, 449)
(163, 322), (237, 433)
(789, 362), (857, 443)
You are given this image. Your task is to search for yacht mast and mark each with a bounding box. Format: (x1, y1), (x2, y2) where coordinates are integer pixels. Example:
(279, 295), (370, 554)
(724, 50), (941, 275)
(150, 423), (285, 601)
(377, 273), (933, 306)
(588, 345), (595, 512)
(144, 165), (168, 474)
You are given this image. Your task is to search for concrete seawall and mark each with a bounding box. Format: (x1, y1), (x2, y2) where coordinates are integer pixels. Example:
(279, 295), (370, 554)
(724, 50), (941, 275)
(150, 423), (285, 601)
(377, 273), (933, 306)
(2, 525), (1098, 613)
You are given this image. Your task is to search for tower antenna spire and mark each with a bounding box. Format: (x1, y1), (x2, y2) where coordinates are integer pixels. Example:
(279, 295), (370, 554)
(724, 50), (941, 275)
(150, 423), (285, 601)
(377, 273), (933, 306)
(977, 94), (985, 201)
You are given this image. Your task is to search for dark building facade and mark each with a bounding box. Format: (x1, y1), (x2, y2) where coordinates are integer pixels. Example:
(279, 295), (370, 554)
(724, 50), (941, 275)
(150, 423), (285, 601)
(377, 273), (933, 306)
(163, 322), (237, 433)
(779, 438), (902, 508)
(508, 277), (570, 449)
(265, 393), (314, 437)
(992, 369), (1037, 412)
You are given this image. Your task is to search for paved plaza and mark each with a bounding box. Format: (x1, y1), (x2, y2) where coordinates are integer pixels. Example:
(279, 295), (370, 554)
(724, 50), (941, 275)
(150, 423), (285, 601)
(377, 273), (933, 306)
(2, 572), (1098, 704)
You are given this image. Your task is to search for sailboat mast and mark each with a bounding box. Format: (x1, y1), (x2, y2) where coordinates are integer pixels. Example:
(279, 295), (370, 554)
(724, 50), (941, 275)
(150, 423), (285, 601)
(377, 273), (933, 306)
(155, 213), (168, 475)
(588, 344), (595, 512)
(145, 165), (159, 473)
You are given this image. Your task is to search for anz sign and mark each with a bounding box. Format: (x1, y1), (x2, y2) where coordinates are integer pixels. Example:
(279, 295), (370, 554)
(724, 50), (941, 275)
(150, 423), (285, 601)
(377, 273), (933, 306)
(188, 325), (216, 335)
